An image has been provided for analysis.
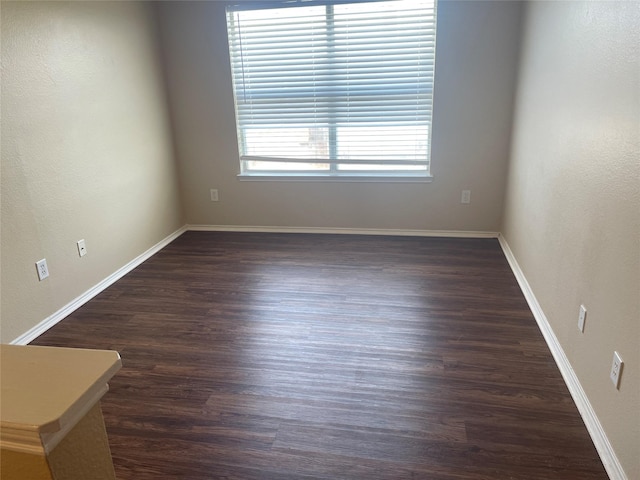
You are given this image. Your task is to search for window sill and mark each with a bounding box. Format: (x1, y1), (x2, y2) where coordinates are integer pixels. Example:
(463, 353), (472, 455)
(237, 174), (434, 183)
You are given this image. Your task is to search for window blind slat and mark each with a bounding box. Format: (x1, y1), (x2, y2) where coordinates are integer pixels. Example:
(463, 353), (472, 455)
(241, 156), (429, 166)
(227, 0), (437, 176)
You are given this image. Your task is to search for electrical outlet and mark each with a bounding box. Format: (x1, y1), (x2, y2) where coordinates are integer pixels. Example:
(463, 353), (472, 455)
(610, 351), (623, 389)
(461, 190), (471, 204)
(35, 259), (49, 281)
(210, 189), (219, 202)
(578, 305), (587, 332)
(77, 239), (87, 257)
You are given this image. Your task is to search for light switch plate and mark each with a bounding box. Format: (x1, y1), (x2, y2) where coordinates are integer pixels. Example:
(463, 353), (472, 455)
(578, 305), (587, 332)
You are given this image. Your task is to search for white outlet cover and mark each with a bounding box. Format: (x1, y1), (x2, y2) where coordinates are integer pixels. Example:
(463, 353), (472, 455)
(210, 189), (219, 202)
(77, 239), (87, 257)
(578, 305), (587, 332)
(36, 259), (49, 281)
(610, 351), (623, 389)
(461, 190), (471, 204)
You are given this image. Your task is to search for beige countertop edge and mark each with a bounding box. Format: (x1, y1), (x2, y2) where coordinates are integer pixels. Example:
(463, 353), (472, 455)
(0, 427), (44, 455)
(0, 346), (122, 454)
(40, 382), (112, 454)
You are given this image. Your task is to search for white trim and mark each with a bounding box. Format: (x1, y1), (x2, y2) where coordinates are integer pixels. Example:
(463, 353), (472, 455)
(187, 224), (499, 238)
(498, 234), (627, 480)
(237, 174), (434, 183)
(10, 226), (187, 346)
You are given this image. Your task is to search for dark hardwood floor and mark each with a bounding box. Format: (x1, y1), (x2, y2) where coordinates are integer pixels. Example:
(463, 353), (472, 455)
(31, 232), (608, 479)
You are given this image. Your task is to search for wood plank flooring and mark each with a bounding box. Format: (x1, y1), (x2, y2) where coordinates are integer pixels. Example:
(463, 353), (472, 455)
(31, 232), (608, 479)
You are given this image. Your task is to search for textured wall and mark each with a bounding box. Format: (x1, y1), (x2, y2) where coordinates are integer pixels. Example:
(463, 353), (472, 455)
(0, 1), (183, 343)
(47, 404), (116, 480)
(156, 0), (522, 232)
(502, 1), (640, 478)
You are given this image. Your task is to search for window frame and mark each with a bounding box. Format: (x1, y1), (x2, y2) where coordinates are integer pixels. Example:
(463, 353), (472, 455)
(226, 0), (438, 181)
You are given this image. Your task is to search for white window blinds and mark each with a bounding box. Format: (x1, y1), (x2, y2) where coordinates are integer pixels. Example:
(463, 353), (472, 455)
(226, 0), (437, 176)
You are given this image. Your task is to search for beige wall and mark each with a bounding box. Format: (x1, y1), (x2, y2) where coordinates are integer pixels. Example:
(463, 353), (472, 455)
(502, 1), (639, 478)
(0, 1), (183, 343)
(156, 0), (522, 231)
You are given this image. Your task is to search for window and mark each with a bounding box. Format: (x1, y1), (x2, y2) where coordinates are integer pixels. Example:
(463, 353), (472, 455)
(226, 0), (437, 178)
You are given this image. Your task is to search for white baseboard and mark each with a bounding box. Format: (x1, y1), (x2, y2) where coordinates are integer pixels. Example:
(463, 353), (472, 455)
(187, 224), (499, 238)
(498, 234), (626, 480)
(10, 226), (187, 346)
